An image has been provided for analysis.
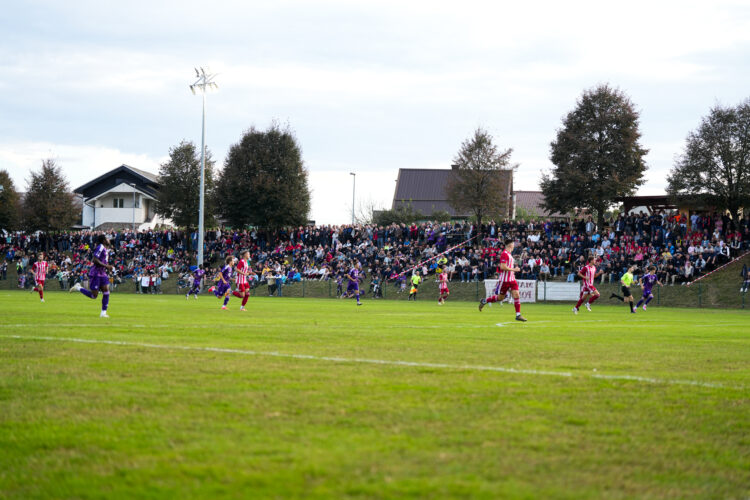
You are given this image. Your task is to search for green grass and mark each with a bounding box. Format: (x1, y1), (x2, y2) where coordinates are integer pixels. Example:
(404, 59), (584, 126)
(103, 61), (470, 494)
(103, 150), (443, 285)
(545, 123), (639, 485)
(1, 291), (749, 499)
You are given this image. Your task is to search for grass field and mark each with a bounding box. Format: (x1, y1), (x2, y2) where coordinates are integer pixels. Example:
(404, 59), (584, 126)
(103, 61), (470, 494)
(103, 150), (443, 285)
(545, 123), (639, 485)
(1, 291), (749, 499)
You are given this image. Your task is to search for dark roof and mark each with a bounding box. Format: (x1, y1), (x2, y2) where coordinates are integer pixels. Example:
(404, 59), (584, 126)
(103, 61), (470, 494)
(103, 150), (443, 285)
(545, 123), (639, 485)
(514, 191), (567, 218)
(74, 164), (160, 200)
(392, 168), (513, 218)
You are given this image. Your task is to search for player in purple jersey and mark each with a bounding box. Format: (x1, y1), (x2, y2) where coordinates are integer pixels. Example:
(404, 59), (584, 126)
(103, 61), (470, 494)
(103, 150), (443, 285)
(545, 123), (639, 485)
(345, 261), (363, 305)
(207, 256), (235, 310)
(186, 264), (206, 299)
(70, 234), (113, 318)
(636, 265), (663, 311)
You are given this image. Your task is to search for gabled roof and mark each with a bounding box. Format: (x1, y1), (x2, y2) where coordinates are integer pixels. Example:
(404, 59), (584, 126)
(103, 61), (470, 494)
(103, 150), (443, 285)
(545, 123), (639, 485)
(126, 166), (159, 183)
(74, 164), (160, 200)
(392, 168), (513, 218)
(393, 169), (455, 202)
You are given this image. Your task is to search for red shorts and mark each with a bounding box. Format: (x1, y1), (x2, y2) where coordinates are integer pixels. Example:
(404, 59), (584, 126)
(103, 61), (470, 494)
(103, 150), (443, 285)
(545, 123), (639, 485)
(581, 284), (598, 296)
(236, 282), (250, 292)
(35, 280), (45, 287)
(496, 281), (519, 296)
(439, 285), (449, 294)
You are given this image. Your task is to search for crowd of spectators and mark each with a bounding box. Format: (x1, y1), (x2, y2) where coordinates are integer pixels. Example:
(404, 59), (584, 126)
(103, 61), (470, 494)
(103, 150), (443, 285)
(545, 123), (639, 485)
(2, 211), (749, 294)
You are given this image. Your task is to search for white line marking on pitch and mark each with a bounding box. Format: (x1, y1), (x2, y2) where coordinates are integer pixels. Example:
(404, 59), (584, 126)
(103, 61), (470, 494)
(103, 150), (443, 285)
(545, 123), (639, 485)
(496, 319), (610, 327)
(0, 334), (742, 391)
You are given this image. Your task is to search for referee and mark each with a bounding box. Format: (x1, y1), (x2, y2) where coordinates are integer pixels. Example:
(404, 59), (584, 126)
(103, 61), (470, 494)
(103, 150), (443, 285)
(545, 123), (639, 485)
(610, 265), (637, 313)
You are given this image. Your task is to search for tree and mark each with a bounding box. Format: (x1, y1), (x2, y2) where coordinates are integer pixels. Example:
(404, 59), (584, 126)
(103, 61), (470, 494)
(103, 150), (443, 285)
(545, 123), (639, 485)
(667, 99), (750, 221)
(445, 127), (515, 227)
(349, 196), (382, 225)
(23, 159), (77, 231)
(372, 203), (424, 226)
(541, 84), (648, 228)
(216, 124), (311, 228)
(155, 141), (216, 228)
(0, 170), (22, 230)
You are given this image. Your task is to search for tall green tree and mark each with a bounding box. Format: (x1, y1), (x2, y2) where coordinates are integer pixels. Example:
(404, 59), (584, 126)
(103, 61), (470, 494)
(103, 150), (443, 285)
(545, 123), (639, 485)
(155, 140), (216, 228)
(23, 159), (77, 231)
(667, 99), (750, 221)
(0, 169), (22, 230)
(216, 124), (311, 228)
(541, 84), (648, 228)
(445, 127), (515, 227)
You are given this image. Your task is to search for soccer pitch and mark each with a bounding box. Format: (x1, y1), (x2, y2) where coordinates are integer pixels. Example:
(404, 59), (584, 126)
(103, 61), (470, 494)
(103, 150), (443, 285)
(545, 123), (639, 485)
(1, 292), (748, 499)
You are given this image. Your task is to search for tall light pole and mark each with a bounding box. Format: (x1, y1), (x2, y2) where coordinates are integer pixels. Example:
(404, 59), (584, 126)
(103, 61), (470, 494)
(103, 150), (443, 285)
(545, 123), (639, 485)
(129, 183), (136, 233)
(190, 67), (218, 265)
(350, 172), (356, 225)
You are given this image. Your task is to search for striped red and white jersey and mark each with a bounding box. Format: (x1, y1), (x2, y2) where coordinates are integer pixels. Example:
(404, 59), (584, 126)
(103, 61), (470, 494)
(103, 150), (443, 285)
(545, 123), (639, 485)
(33, 260), (48, 282)
(438, 272), (448, 288)
(581, 264), (596, 289)
(498, 250), (516, 283)
(235, 259), (248, 285)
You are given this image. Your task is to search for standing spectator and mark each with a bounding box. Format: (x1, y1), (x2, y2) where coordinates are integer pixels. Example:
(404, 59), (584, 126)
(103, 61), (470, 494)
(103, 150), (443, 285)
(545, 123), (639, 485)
(140, 273), (151, 294)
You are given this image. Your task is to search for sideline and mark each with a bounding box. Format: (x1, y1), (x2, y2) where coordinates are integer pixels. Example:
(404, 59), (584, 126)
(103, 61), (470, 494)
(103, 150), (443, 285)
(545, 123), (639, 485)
(1, 334), (742, 391)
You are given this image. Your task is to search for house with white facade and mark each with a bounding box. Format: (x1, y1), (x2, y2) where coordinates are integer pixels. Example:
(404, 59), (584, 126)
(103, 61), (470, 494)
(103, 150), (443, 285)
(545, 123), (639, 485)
(74, 165), (173, 230)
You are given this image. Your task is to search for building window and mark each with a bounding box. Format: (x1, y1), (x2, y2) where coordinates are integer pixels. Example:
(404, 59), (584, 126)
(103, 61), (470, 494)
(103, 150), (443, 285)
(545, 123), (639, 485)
(134, 196), (140, 208)
(113, 198), (124, 208)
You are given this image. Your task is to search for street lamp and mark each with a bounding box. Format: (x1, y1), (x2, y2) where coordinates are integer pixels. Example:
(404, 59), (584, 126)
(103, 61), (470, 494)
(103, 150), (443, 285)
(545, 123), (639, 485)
(189, 67), (218, 265)
(350, 172), (356, 226)
(129, 183), (136, 233)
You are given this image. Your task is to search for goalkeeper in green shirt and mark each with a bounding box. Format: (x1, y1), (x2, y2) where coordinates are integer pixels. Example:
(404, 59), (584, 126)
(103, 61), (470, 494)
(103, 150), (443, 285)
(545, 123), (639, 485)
(610, 265), (637, 313)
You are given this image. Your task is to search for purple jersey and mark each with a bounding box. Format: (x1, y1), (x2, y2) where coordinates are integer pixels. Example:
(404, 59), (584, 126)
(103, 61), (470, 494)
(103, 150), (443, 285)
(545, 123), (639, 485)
(220, 265), (232, 283)
(89, 244), (109, 278)
(193, 268), (206, 282)
(347, 268), (360, 291)
(348, 268), (360, 282)
(642, 273), (658, 293)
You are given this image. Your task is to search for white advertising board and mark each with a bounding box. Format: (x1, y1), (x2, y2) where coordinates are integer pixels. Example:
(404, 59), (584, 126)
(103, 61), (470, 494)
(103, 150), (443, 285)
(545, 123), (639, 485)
(536, 282), (581, 301)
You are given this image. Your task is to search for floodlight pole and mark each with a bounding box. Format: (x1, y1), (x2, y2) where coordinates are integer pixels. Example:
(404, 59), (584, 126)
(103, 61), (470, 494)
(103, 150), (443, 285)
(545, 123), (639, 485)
(198, 91), (206, 265)
(190, 68), (218, 266)
(350, 172), (356, 225)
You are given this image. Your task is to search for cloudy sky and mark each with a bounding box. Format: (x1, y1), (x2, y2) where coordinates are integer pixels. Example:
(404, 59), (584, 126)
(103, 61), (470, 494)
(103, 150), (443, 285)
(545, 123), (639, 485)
(1, 0), (749, 223)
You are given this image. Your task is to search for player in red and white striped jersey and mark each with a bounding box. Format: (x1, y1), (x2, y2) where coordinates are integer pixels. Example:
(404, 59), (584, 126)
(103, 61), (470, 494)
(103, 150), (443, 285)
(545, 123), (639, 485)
(32, 252), (48, 302)
(231, 250), (252, 311)
(573, 256), (602, 314)
(479, 239), (527, 322)
(437, 269), (450, 305)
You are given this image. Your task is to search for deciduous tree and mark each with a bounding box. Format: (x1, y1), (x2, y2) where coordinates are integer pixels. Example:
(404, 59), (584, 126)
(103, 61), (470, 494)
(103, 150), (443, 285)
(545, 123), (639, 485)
(541, 84), (648, 228)
(0, 169), (22, 230)
(155, 140), (216, 228)
(216, 124), (311, 228)
(445, 128), (515, 228)
(667, 99), (750, 221)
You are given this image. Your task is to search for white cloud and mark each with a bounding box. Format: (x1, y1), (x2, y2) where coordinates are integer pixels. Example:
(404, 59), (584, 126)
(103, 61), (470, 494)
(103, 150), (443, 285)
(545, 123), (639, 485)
(0, 141), (164, 190)
(1, 0), (749, 223)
